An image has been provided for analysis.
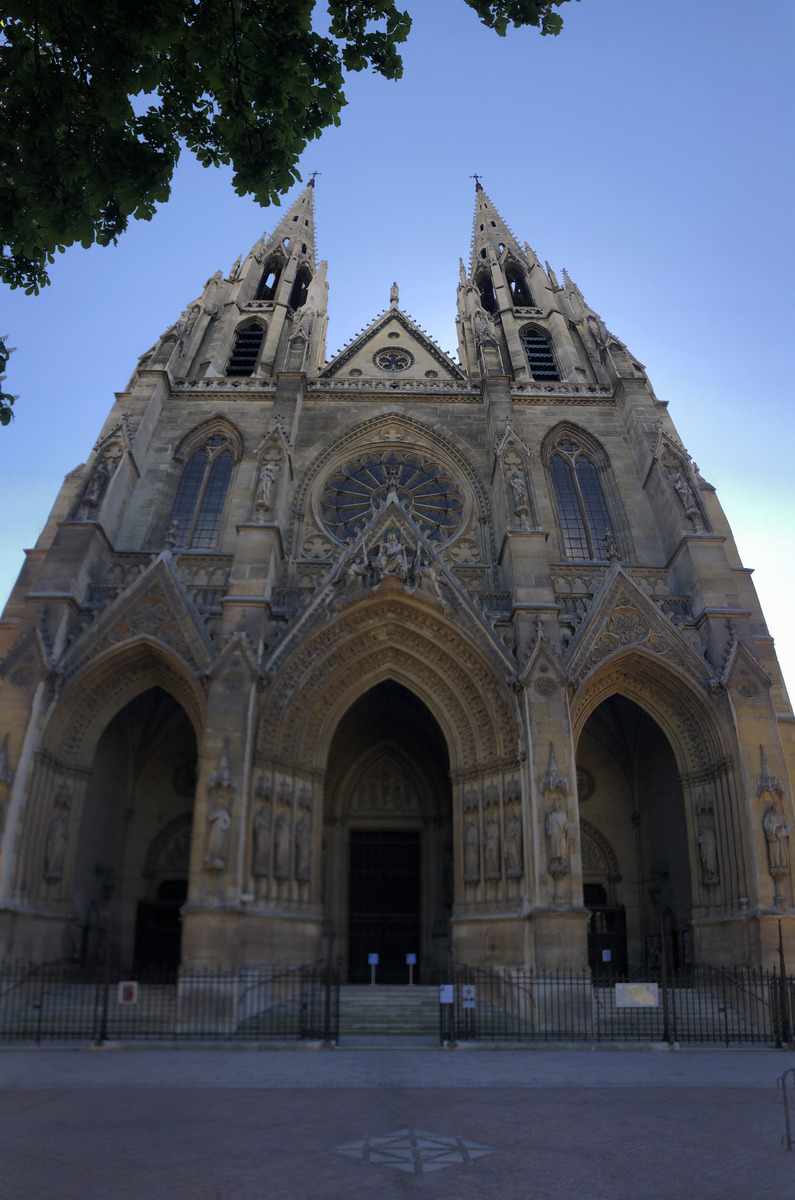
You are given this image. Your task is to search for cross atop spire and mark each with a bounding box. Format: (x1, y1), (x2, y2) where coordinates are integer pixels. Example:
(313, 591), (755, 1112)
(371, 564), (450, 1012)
(470, 173), (483, 191)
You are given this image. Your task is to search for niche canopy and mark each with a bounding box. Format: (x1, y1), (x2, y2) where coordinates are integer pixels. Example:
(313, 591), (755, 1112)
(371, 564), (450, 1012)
(320, 451), (464, 544)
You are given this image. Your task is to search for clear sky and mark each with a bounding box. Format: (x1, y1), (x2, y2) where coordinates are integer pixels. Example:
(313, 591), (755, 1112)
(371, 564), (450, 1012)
(1, 0), (793, 699)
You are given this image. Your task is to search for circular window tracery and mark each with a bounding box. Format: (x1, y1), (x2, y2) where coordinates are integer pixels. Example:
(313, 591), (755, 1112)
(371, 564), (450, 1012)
(374, 348), (413, 371)
(320, 452), (464, 544)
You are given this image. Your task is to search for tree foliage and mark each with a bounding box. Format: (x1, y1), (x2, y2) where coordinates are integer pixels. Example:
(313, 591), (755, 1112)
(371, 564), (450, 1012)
(0, 1), (572, 294)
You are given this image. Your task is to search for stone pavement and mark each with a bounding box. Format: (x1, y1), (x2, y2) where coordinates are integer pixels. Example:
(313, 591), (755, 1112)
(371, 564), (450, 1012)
(1, 1047), (793, 1199)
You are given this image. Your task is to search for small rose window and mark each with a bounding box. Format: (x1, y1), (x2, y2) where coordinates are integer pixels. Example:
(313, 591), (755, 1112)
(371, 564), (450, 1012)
(374, 348), (412, 371)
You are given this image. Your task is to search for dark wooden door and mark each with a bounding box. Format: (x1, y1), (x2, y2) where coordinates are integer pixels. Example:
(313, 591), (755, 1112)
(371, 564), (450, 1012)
(348, 831), (420, 983)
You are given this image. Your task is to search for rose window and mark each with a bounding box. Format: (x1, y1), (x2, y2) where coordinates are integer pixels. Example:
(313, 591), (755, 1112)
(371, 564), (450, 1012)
(320, 452), (464, 544)
(374, 349), (412, 371)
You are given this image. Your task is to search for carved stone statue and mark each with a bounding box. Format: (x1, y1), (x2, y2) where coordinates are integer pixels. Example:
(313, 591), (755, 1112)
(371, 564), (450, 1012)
(697, 812), (719, 885)
(204, 803), (231, 870)
(509, 471), (528, 516)
(546, 795), (569, 866)
(294, 817), (311, 881)
(43, 811), (69, 882)
(464, 811), (480, 883)
(274, 812), (291, 879)
(251, 805), (270, 877)
(484, 812), (501, 880)
(256, 462), (279, 512)
(764, 798), (790, 872)
(390, 281), (399, 306)
(503, 805), (523, 878)
(377, 529), (409, 581)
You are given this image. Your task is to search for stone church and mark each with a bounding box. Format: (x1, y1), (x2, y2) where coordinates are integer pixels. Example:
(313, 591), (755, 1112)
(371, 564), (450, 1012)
(0, 181), (792, 982)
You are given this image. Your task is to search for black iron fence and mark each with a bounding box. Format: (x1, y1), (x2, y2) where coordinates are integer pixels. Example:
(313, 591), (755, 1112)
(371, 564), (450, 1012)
(0, 959), (339, 1043)
(444, 963), (795, 1046)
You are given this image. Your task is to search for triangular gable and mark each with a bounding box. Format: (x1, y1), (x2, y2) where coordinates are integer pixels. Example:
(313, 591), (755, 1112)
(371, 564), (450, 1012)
(264, 497), (515, 677)
(320, 308), (465, 382)
(0, 625), (49, 683)
(565, 565), (710, 684)
(207, 632), (260, 682)
(61, 552), (215, 678)
(722, 638), (772, 695)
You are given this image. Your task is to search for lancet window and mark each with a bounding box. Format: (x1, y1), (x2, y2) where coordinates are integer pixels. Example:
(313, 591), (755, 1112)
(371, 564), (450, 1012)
(521, 326), (559, 381)
(289, 265), (312, 310)
(506, 266), (534, 308)
(227, 321), (265, 376)
(168, 436), (236, 549)
(476, 272), (497, 314)
(255, 260), (282, 301)
(549, 437), (612, 560)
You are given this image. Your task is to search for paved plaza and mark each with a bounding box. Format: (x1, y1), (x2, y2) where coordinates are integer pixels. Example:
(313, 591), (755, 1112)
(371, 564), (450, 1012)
(1, 1045), (793, 1199)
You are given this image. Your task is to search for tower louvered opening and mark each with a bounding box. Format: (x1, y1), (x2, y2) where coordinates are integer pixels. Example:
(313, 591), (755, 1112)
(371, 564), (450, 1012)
(521, 327), (560, 381)
(227, 322), (265, 376)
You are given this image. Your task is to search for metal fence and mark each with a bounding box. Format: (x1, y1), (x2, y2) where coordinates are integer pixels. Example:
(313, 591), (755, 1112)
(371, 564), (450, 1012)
(0, 960), (339, 1043)
(445, 963), (795, 1046)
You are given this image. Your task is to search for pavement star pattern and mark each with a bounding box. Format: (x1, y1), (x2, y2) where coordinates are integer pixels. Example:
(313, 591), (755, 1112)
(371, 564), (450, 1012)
(335, 1127), (494, 1174)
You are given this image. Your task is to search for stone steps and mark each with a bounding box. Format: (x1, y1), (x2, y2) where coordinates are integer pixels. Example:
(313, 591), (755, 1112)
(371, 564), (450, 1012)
(338, 985), (440, 1035)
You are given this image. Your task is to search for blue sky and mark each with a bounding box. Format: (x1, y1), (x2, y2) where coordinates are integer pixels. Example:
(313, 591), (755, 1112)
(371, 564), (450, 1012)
(1, 0), (794, 697)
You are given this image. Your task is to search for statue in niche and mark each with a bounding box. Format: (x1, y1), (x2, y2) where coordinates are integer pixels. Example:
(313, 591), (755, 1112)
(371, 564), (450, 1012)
(509, 471), (529, 522)
(273, 812), (291, 879)
(43, 810), (70, 882)
(256, 462), (279, 513)
(503, 805), (523, 878)
(763, 797), (791, 872)
(294, 816), (311, 881)
(464, 812), (480, 883)
(697, 808), (719, 886)
(204, 803), (231, 870)
(376, 528), (409, 581)
(484, 811), (501, 880)
(546, 795), (569, 867)
(251, 805), (270, 877)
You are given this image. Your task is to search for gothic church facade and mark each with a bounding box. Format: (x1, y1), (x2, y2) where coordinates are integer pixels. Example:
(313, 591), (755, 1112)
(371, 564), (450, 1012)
(0, 182), (793, 979)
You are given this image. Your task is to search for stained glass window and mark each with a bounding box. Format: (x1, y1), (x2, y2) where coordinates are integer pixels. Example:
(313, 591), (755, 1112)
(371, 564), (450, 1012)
(168, 436), (235, 549)
(549, 438), (612, 560)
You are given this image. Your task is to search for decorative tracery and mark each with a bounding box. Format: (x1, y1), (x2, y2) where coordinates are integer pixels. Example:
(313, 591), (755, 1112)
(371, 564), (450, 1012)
(319, 452), (464, 544)
(549, 437), (612, 560)
(168, 435), (235, 549)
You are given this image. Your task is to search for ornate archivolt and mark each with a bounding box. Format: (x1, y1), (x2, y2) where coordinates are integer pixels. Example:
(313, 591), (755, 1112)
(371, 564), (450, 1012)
(257, 596), (520, 774)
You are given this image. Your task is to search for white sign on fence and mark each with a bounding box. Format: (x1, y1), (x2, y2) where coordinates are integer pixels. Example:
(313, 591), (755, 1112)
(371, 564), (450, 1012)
(615, 982), (659, 1008)
(117, 981), (138, 1005)
(439, 984), (454, 1004)
(462, 984), (476, 1009)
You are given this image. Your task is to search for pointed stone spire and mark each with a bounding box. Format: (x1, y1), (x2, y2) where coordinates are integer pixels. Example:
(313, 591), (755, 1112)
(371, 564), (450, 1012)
(757, 745), (784, 798)
(540, 742), (568, 797)
(257, 181), (318, 268)
(208, 737), (235, 792)
(469, 181), (525, 275)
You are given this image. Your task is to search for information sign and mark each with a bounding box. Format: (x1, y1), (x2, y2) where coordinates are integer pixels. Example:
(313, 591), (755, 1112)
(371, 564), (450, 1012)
(462, 984), (476, 1009)
(367, 953), (379, 965)
(439, 984), (454, 1004)
(405, 953), (417, 965)
(615, 982), (659, 1008)
(117, 981), (138, 1005)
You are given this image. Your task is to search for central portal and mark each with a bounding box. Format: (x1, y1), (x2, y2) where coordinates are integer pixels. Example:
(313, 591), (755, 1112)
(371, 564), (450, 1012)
(324, 681), (452, 984)
(348, 831), (420, 983)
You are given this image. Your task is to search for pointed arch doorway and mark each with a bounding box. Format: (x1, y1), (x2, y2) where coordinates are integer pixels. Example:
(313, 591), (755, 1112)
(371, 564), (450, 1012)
(576, 694), (693, 974)
(324, 681), (453, 983)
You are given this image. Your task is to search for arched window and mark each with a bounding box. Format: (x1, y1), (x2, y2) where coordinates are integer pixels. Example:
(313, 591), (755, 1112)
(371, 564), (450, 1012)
(549, 437), (612, 560)
(521, 327), (559, 381)
(506, 266), (534, 308)
(255, 260), (282, 301)
(168, 436), (235, 549)
(227, 321), (265, 376)
(476, 272), (497, 314)
(288, 265), (312, 310)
